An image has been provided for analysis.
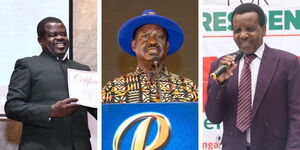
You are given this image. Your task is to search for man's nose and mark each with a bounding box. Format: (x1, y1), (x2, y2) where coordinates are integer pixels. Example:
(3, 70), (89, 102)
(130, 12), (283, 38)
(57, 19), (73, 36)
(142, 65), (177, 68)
(147, 35), (157, 45)
(240, 31), (249, 40)
(56, 34), (65, 40)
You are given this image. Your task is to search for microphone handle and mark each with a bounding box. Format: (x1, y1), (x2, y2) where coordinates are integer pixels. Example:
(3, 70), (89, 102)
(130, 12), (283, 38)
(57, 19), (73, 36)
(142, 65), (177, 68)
(210, 65), (228, 80)
(154, 62), (159, 79)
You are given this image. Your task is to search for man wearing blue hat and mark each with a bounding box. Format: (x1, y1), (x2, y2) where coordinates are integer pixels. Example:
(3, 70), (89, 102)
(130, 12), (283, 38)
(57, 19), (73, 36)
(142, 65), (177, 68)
(102, 9), (198, 103)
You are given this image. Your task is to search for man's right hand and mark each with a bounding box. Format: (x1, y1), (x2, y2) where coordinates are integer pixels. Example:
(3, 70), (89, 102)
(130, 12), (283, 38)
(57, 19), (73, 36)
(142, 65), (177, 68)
(50, 98), (79, 118)
(216, 55), (238, 83)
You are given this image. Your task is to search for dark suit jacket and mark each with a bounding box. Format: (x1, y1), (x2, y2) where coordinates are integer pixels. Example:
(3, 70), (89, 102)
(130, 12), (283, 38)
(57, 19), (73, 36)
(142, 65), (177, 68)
(5, 51), (97, 150)
(206, 45), (300, 150)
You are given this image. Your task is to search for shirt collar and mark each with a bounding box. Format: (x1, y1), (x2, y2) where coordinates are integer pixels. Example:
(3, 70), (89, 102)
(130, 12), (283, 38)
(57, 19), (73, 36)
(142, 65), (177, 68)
(254, 43), (264, 59)
(41, 51), (68, 62)
(57, 52), (68, 61)
(241, 43), (265, 60)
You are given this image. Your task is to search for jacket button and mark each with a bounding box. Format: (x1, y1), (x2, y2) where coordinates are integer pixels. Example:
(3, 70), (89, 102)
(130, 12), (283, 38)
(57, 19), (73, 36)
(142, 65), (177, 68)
(230, 131), (234, 136)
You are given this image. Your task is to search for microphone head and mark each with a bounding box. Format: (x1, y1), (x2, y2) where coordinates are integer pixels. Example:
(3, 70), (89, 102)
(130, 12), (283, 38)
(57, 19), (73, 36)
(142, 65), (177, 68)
(232, 50), (244, 62)
(152, 57), (159, 65)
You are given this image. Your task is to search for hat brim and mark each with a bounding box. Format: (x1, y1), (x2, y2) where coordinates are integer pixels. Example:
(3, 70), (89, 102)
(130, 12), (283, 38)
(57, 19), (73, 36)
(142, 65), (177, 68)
(118, 15), (184, 56)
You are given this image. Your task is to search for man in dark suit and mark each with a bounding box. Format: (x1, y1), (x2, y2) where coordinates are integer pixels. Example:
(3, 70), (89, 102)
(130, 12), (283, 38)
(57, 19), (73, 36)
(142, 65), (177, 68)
(206, 3), (300, 150)
(5, 17), (96, 150)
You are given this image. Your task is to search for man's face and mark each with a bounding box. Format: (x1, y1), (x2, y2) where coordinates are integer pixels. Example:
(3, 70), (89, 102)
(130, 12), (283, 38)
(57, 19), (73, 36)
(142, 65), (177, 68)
(38, 22), (69, 58)
(132, 24), (169, 65)
(232, 12), (266, 54)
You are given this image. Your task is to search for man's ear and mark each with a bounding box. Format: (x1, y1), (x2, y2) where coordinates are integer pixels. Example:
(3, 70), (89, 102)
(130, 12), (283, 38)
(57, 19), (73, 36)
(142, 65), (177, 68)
(38, 37), (43, 46)
(131, 40), (136, 53)
(262, 25), (266, 36)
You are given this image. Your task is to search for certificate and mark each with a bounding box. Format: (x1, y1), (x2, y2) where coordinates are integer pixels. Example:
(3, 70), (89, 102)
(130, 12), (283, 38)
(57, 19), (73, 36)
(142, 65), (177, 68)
(0, 86), (8, 119)
(67, 69), (100, 108)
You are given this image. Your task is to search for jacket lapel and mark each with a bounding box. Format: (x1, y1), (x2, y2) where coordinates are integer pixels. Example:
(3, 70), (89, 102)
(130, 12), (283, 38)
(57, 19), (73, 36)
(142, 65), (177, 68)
(251, 45), (279, 118)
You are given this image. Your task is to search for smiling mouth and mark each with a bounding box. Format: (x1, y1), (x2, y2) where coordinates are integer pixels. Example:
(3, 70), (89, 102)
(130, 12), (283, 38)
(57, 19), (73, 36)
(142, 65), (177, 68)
(239, 41), (251, 47)
(147, 46), (158, 50)
(55, 43), (66, 49)
(146, 46), (160, 52)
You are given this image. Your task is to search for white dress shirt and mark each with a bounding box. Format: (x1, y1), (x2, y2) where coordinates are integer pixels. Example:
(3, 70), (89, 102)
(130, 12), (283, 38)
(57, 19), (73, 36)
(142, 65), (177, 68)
(238, 43), (265, 144)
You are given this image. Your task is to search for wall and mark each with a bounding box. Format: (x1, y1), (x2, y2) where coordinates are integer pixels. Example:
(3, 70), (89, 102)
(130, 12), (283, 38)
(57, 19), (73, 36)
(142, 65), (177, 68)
(73, 0), (97, 150)
(73, 0), (97, 71)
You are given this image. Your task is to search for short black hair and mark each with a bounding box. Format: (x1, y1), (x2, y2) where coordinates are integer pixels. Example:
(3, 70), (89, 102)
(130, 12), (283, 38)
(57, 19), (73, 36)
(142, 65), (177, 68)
(231, 3), (266, 27)
(37, 17), (64, 37)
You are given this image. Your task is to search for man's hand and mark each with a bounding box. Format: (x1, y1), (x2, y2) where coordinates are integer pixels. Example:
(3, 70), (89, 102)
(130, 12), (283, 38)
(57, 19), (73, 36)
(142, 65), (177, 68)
(50, 98), (79, 118)
(217, 55), (238, 83)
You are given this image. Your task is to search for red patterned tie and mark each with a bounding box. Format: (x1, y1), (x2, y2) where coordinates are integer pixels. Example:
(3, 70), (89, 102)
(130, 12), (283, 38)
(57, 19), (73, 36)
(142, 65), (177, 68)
(236, 54), (257, 132)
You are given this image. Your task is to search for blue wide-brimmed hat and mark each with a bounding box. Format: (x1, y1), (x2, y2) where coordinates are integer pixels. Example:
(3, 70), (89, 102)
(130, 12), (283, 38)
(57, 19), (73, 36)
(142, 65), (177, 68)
(118, 9), (184, 56)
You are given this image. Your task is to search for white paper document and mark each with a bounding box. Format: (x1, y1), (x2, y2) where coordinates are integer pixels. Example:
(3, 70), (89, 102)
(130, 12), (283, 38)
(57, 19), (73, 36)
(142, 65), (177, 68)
(67, 69), (100, 108)
(0, 86), (8, 119)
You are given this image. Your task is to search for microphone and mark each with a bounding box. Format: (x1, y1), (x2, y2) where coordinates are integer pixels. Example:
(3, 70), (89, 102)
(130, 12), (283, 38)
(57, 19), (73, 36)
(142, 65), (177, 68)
(151, 57), (161, 101)
(152, 57), (159, 66)
(152, 57), (159, 78)
(210, 50), (244, 80)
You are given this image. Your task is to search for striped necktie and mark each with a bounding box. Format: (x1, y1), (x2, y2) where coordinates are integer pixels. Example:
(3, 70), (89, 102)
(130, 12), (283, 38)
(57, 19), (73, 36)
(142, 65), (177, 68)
(236, 54), (257, 132)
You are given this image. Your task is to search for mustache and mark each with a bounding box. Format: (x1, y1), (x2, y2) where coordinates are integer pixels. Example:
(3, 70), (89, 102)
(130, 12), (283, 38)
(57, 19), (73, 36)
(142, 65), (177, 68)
(143, 43), (161, 52)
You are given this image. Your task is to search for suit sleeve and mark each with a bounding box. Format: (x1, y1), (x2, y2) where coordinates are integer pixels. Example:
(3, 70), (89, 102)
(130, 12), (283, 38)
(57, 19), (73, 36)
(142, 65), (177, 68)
(205, 60), (228, 124)
(5, 59), (51, 128)
(285, 57), (300, 149)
